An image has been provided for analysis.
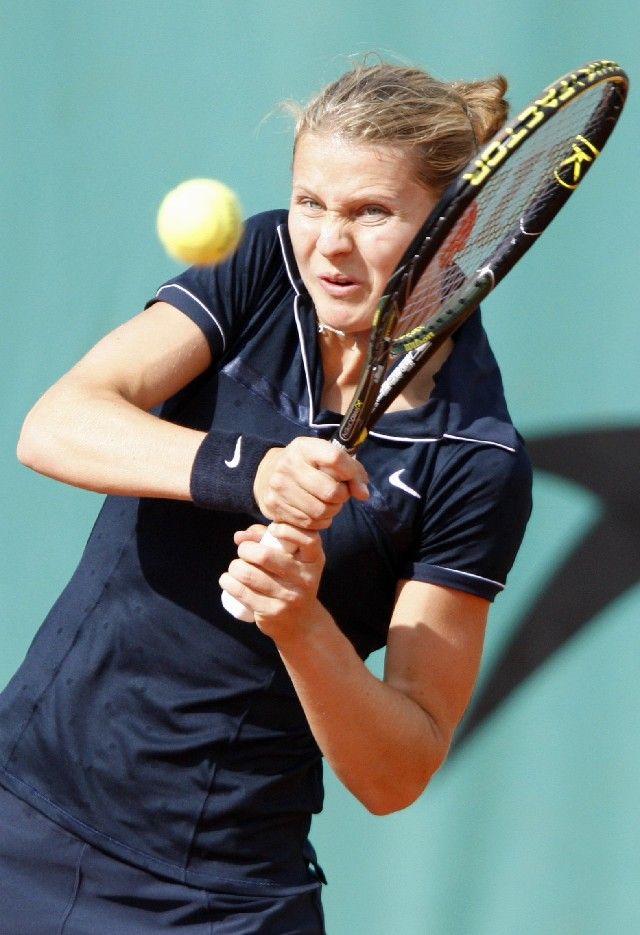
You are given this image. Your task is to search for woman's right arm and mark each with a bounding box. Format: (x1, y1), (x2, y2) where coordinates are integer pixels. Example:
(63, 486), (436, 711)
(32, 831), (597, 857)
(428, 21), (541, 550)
(17, 302), (212, 500)
(18, 299), (368, 520)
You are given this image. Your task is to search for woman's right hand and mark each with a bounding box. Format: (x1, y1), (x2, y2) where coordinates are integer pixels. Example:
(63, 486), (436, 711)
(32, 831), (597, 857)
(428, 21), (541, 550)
(253, 437), (369, 530)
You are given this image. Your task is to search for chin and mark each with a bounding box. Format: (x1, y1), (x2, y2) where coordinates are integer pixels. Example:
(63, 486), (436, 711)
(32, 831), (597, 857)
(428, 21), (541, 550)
(313, 300), (374, 334)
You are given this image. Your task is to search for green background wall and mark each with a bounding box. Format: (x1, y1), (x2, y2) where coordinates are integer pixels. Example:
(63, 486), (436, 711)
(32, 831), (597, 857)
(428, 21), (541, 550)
(2, 3), (638, 933)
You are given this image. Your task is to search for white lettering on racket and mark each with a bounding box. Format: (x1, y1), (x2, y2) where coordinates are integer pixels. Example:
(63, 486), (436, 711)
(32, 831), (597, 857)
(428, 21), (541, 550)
(379, 347), (425, 398)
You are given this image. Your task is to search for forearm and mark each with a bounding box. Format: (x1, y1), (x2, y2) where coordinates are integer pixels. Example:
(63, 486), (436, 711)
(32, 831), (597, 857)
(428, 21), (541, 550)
(17, 380), (204, 499)
(274, 604), (450, 815)
(15, 303), (220, 500)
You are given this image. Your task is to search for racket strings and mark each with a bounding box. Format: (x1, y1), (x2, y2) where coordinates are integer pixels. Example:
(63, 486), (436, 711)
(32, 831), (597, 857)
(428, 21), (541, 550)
(390, 82), (611, 345)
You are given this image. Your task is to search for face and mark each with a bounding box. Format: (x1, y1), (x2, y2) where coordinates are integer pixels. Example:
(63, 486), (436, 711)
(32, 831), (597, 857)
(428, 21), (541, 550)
(288, 132), (438, 334)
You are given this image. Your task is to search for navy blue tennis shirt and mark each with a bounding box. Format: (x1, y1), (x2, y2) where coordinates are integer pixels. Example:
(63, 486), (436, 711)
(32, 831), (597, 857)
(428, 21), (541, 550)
(0, 210), (532, 896)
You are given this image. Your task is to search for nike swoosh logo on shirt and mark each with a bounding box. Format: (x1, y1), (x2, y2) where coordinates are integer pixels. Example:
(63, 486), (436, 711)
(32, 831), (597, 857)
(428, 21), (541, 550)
(224, 436), (243, 469)
(388, 469), (421, 499)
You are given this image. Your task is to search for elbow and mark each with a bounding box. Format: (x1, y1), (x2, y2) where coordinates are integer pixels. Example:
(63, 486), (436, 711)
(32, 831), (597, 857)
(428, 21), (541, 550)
(17, 397), (63, 475)
(363, 778), (430, 817)
(17, 409), (46, 470)
(365, 797), (418, 818)
(361, 752), (449, 817)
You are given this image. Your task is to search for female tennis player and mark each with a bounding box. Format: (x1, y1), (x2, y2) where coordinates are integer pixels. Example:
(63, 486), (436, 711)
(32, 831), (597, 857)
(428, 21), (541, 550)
(0, 62), (531, 933)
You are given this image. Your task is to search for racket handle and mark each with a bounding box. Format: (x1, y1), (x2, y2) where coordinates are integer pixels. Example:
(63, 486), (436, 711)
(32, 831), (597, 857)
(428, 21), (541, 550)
(220, 526), (286, 622)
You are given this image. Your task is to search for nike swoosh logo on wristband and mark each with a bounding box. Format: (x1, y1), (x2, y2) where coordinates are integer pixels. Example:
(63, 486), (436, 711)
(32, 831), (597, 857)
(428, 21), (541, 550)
(224, 436), (243, 469)
(388, 468), (421, 499)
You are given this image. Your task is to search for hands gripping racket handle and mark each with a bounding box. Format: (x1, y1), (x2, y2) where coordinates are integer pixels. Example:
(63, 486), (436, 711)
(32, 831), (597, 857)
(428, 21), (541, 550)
(220, 526), (289, 622)
(220, 437), (353, 622)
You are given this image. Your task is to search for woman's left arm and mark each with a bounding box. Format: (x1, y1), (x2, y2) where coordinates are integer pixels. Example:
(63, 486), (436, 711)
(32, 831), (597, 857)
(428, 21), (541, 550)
(220, 526), (488, 815)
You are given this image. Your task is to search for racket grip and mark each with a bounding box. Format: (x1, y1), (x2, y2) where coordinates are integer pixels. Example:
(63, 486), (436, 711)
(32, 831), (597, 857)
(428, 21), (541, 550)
(220, 526), (286, 622)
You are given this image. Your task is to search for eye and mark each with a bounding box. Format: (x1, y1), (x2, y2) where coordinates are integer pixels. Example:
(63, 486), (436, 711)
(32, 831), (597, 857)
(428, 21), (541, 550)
(357, 204), (390, 222)
(295, 195), (323, 214)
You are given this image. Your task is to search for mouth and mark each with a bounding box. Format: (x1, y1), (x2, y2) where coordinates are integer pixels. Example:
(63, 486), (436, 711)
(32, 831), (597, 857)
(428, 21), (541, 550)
(317, 273), (362, 298)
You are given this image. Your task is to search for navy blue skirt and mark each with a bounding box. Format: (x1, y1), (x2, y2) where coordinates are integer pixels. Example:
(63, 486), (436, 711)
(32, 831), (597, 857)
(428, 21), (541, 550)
(0, 786), (325, 934)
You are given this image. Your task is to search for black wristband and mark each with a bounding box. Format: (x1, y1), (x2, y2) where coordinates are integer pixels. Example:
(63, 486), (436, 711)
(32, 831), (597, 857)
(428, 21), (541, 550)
(190, 430), (276, 517)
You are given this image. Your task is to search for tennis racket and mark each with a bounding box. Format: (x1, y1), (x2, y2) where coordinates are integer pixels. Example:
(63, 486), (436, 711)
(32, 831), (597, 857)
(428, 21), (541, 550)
(222, 58), (628, 621)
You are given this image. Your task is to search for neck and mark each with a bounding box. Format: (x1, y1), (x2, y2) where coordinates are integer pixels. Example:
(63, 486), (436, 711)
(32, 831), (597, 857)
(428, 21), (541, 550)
(318, 327), (369, 412)
(317, 321), (347, 338)
(318, 327), (455, 415)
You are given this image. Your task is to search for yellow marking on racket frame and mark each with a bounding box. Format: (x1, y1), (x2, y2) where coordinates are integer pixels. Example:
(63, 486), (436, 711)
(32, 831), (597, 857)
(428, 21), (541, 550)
(462, 60), (620, 187)
(553, 135), (601, 189)
(392, 328), (436, 355)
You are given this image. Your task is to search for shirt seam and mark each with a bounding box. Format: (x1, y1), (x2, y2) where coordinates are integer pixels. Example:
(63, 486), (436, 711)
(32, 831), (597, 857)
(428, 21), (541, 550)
(155, 283), (227, 353)
(0, 769), (289, 890)
(2, 525), (137, 770)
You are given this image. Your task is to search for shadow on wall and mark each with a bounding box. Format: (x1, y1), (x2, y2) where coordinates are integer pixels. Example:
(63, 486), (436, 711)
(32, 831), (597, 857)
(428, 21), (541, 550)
(453, 426), (640, 750)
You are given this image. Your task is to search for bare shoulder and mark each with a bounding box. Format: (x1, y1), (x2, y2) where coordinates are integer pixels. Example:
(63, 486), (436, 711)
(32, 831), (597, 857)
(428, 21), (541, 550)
(62, 301), (212, 410)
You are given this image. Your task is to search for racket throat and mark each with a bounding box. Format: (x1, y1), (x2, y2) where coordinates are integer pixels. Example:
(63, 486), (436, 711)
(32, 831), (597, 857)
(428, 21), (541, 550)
(335, 360), (387, 451)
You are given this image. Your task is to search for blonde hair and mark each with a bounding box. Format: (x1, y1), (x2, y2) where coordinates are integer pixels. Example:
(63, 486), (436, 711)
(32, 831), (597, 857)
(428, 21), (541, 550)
(290, 62), (509, 193)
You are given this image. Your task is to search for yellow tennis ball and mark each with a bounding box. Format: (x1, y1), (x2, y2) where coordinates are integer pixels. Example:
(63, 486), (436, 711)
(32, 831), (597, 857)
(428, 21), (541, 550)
(157, 178), (244, 266)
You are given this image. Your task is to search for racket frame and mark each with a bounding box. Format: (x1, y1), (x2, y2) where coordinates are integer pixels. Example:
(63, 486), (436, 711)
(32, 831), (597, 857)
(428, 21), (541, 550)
(334, 59), (628, 452)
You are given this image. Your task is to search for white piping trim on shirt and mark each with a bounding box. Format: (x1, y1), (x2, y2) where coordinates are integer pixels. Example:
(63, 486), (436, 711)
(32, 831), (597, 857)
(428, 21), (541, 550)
(431, 565), (505, 590)
(294, 294), (320, 427)
(369, 430), (515, 452)
(277, 224), (300, 297)
(442, 433), (516, 453)
(278, 224), (331, 431)
(156, 283), (227, 352)
(370, 431), (441, 443)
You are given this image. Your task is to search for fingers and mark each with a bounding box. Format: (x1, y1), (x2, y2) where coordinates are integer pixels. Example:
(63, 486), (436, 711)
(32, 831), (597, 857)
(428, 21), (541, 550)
(346, 475), (370, 501)
(233, 524), (268, 545)
(255, 437), (369, 529)
(267, 523), (324, 561)
(235, 524), (323, 574)
(220, 524), (325, 625)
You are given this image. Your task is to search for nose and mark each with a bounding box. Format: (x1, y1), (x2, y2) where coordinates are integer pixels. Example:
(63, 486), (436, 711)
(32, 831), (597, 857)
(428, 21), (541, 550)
(316, 214), (352, 256)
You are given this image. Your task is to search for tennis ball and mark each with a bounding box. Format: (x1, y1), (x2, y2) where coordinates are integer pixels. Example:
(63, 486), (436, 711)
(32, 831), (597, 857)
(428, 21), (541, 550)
(157, 178), (244, 266)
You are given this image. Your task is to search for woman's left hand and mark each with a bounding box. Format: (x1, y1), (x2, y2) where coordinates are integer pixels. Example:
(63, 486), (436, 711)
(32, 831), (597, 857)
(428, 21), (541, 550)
(218, 523), (326, 642)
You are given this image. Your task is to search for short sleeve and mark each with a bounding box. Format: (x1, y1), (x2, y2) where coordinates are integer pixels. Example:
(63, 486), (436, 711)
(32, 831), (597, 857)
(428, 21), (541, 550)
(145, 210), (288, 360)
(403, 441), (533, 601)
